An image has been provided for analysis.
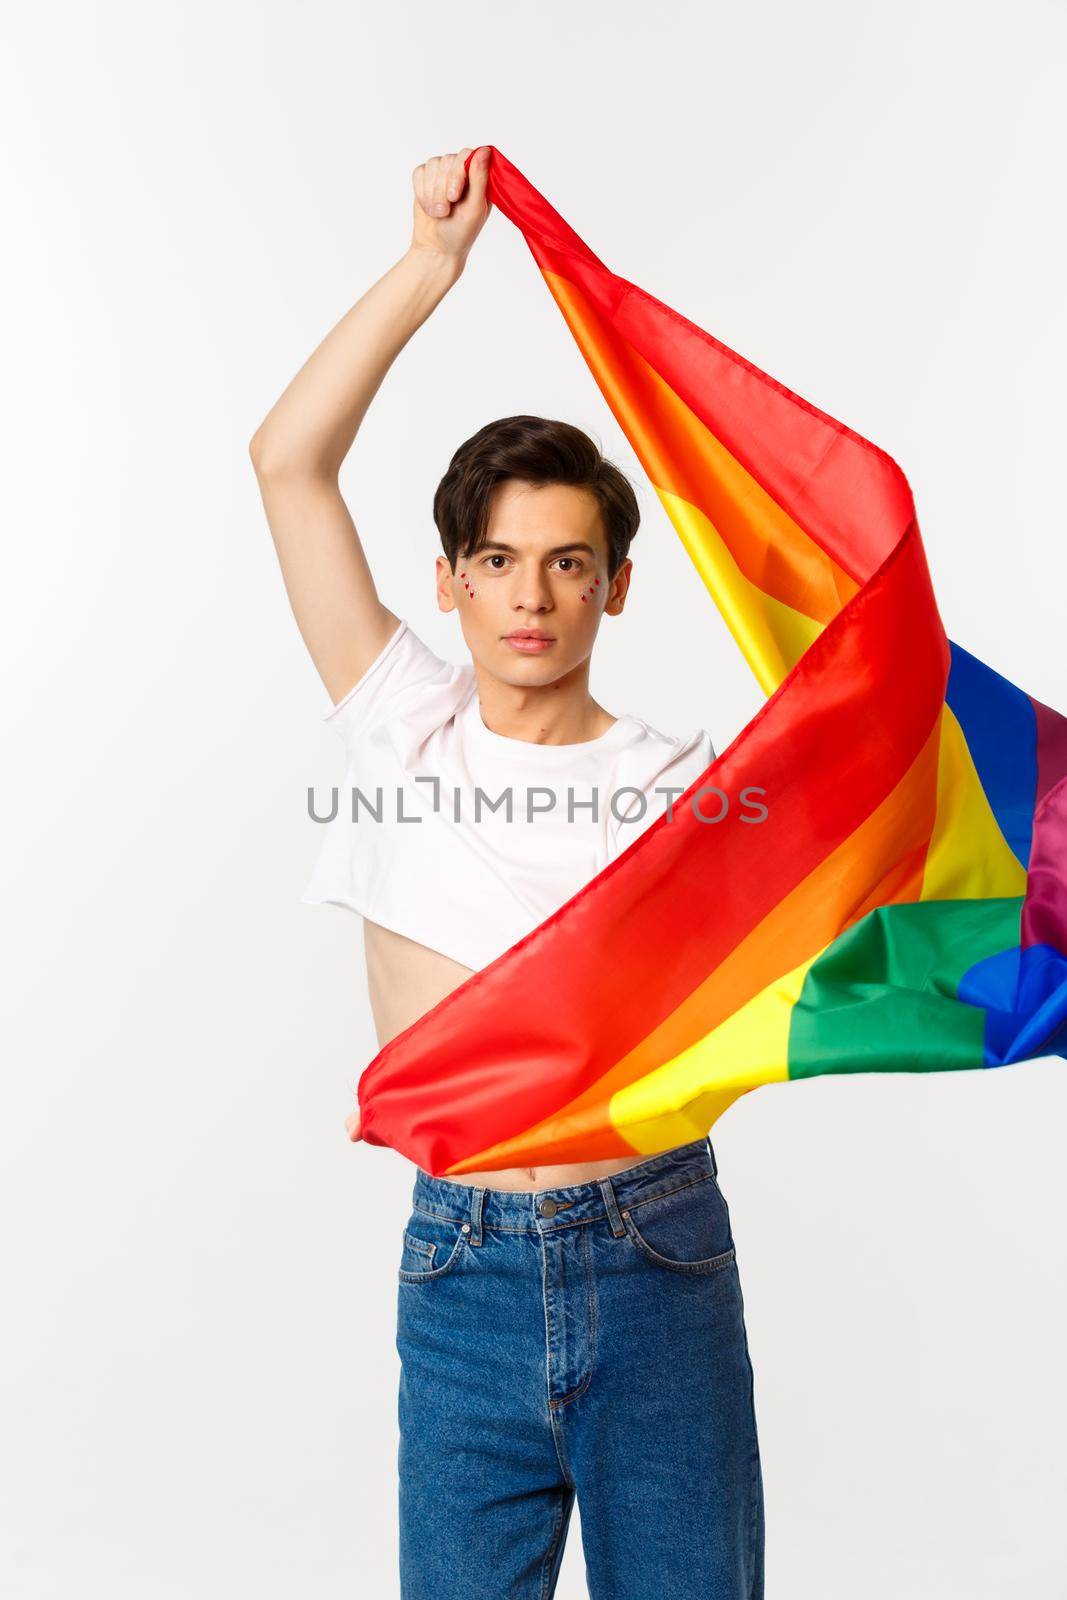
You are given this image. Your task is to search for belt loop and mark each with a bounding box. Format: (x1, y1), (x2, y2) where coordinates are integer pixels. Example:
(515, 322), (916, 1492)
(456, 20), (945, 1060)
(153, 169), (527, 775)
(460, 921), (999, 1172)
(706, 1135), (718, 1178)
(599, 1176), (626, 1238)
(469, 1186), (485, 1246)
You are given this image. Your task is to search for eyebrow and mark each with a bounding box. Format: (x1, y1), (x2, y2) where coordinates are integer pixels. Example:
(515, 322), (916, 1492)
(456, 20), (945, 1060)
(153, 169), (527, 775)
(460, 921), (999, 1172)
(476, 540), (599, 558)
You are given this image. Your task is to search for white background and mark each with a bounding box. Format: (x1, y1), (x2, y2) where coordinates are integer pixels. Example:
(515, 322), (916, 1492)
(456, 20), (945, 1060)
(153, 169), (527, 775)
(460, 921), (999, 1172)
(3, 2), (1066, 1595)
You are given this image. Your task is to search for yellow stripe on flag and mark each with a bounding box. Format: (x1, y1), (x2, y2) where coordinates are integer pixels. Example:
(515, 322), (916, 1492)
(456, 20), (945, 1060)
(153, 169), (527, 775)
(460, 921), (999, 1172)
(657, 488), (825, 693)
(608, 956), (813, 1153)
(921, 706), (1028, 901)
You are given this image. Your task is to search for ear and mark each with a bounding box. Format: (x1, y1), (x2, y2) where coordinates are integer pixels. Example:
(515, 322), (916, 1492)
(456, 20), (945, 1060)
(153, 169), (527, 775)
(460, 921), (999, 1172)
(605, 557), (633, 613)
(436, 554), (457, 613)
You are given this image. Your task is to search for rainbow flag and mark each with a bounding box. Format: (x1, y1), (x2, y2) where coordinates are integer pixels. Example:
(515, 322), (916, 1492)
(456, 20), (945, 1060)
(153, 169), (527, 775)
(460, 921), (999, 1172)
(356, 146), (1067, 1178)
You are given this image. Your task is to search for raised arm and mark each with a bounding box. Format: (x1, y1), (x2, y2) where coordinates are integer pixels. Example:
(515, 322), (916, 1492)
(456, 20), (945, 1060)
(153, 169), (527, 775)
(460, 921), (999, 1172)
(249, 146), (493, 704)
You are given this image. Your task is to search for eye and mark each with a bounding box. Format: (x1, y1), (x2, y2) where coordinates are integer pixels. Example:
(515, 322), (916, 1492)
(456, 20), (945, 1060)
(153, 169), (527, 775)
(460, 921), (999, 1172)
(555, 557), (582, 573)
(483, 554), (509, 569)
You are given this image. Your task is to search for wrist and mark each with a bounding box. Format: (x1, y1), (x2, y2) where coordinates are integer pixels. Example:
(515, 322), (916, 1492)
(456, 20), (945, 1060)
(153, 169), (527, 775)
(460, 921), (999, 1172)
(406, 243), (465, 284)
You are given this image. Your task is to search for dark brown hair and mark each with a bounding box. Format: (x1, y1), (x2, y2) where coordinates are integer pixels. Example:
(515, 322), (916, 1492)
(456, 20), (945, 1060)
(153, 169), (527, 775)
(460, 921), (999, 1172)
(433, 415), (639, 580)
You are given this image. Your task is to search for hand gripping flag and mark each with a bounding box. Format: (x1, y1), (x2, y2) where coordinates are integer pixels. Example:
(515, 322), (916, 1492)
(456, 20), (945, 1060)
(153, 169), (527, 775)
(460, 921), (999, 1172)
(356, 146), (1067, 1177)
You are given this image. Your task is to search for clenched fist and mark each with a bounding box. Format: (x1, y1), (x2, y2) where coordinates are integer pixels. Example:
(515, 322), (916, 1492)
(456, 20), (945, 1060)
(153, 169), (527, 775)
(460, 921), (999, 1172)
(410, 146), (493, 266)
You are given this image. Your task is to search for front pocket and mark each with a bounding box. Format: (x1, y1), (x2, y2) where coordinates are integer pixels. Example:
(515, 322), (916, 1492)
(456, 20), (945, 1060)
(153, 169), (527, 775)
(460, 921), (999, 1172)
(397, 1211), (469, 1283)
(622, 1174), (737, 1275)
(400, 1231), (436, 1273)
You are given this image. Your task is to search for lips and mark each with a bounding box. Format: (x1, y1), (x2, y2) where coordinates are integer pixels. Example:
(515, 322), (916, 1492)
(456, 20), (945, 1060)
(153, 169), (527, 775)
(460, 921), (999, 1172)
(503, 631), (556, 652)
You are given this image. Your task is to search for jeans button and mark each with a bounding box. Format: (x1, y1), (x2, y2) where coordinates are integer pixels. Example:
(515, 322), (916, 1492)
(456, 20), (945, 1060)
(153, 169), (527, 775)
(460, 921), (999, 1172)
(539, 1198), (558, 1218)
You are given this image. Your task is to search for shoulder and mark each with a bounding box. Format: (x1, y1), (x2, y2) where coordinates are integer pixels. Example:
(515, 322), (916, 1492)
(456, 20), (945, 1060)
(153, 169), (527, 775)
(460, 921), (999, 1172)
(319, 618), (474, 753)
(604, 716), (717, 840)
(614, 714), (716, 777)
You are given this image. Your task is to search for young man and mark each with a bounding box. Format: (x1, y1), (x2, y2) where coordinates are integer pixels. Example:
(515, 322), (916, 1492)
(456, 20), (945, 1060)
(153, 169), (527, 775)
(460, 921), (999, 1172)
(250, 147), (765, 1600)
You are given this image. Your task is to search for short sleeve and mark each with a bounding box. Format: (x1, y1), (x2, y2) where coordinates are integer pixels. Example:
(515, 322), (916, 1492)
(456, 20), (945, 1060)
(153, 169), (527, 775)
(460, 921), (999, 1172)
(607, 726), (718, 848)
(654, 729), (717, 808)
(320, 618), (467, 753)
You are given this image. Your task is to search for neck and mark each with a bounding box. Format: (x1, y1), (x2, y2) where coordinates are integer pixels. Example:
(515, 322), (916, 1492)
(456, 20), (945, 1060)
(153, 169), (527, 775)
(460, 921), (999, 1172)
(472, 659), (616, 746)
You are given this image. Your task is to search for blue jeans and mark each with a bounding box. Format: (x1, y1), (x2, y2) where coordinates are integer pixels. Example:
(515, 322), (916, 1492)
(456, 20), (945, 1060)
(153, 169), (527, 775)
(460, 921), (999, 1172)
(395, 1135), (765, 1599)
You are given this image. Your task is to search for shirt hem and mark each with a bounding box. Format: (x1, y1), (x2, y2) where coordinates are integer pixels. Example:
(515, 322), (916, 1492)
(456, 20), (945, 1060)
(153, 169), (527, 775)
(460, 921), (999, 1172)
(299, 887), (490, 972)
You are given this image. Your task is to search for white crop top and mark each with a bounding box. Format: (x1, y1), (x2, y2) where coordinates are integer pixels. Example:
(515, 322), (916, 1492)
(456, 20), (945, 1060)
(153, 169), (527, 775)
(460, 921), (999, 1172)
(300, 619), (716, 972)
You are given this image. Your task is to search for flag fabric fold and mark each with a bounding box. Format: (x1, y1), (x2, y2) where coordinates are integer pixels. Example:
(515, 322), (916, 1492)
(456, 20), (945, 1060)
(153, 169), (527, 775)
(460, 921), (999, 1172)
(355, 145), (1067, 1177)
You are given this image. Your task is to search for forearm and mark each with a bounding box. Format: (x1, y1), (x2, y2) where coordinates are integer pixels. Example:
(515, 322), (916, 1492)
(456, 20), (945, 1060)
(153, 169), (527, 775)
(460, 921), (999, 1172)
(250, 245), (463, 479)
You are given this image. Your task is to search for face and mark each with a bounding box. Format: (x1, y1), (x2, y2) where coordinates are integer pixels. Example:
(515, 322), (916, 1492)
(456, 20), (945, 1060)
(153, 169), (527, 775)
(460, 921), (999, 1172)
(436, 480), (632, 687)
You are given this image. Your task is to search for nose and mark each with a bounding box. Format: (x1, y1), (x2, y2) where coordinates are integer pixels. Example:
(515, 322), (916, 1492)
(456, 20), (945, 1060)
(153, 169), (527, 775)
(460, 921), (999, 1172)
(512, 564), (554, 614)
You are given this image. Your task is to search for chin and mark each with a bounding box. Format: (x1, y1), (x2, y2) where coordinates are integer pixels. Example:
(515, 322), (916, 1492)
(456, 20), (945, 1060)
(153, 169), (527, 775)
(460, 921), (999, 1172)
(500, 658), (565, 684)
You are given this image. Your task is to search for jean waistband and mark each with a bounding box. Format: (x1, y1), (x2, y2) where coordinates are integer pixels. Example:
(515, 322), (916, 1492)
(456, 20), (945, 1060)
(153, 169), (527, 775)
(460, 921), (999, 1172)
(410, 1136), (718, 1239)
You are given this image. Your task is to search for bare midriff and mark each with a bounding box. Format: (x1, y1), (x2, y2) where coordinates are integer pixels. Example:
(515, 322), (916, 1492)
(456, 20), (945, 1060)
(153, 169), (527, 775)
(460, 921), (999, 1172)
(362, 917), (647, 1192)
